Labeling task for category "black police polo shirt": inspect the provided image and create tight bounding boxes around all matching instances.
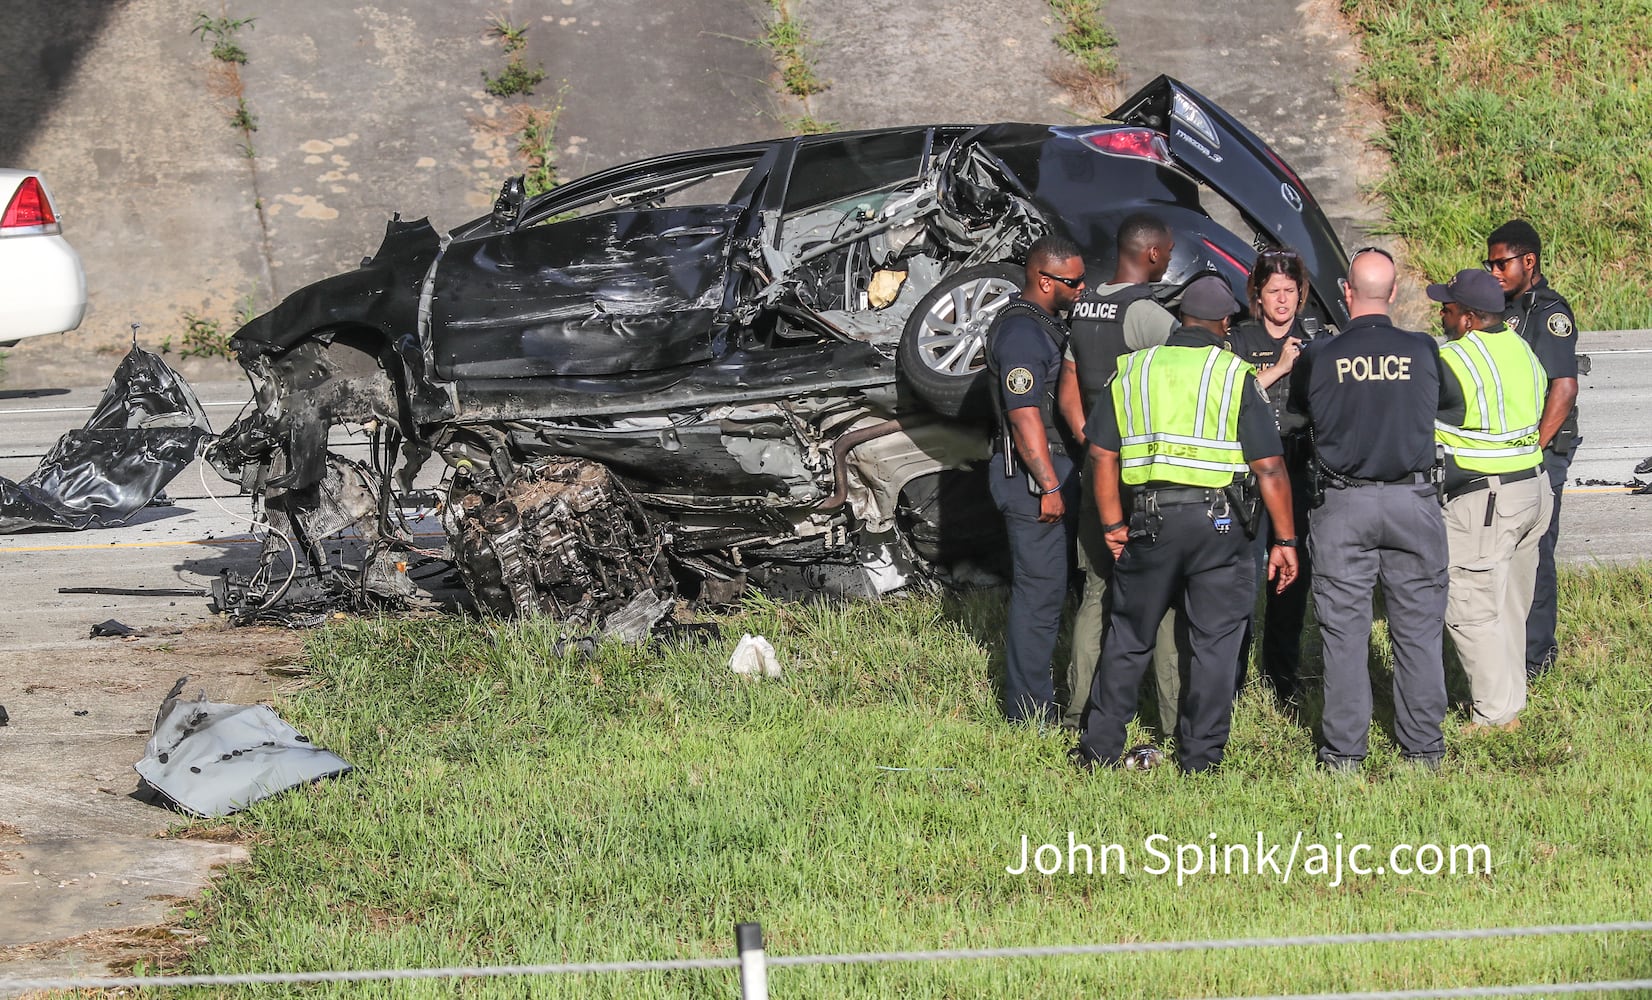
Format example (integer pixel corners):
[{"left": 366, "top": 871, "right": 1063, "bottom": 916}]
[
  {"left": 1286, "top": 314, "right": 1442, "bottom": 481},
  {"left": 1229, "top": 318, "right": 1310, "bottom": 438},
  {"left": 1504, "top": 276, "right": 1578, "bottom": 381},
  {"left": 991, "top": 307, "right": 1065, "bottom": 414}
]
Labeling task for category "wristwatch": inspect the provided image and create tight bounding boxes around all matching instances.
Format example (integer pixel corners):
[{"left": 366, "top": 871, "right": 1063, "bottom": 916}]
[
  {"left": 1272, "top": 537, "right": 1298, "bottom": 548},
  {"left": 1042, "top": 484, "right": 1063, "bottom": 496},
  {"left": 1101, "top": 520, "right": 1129, "bottom": 533}
]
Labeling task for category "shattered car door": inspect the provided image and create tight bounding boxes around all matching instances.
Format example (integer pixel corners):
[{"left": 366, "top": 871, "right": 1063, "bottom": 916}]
[{"left": 430, "top": 204, "right": 745, "bottom": 381}]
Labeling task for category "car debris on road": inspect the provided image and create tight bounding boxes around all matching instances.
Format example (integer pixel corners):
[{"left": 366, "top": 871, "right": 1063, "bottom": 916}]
[{"left": 0, "top": 343, "right": 211, "bottom": 532}]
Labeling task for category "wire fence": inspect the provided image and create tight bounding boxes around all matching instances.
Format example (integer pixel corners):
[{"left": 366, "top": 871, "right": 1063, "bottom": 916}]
[{"left": 2, "top": 919, "right": 1648, "bottom": 996}]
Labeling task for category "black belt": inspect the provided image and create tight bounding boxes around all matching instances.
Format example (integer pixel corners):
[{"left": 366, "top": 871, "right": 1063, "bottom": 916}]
[
  {"left": 1135, "top": 485, "right": 1223, "bottom": 507},
  {"left": 1327, "top": 471, "right": 1430, "bottom": 488},
  {"left": 1446, "top": 465, "right": 1542, "bottom": 502}
]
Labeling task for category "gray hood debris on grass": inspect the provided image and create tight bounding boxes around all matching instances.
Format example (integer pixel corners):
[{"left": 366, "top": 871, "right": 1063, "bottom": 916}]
[{"left": 135, "top": 676, "right": 351, "bottom": 818}]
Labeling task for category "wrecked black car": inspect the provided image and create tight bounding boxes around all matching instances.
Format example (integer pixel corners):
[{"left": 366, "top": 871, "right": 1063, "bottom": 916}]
[{"left": 208, "top": 76, "right": 1350, "bottom": 630}]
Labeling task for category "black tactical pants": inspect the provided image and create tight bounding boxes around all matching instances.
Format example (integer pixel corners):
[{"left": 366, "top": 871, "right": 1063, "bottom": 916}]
[
  {"left": 989, "top": 453, "right": 1077, "bottom": 724},
  {"left": 1525, "top": 447, "right": 1573, "bottom": 677},
  {"left": 1076, "top": 499, "right": 1253, "bottom": 772}
]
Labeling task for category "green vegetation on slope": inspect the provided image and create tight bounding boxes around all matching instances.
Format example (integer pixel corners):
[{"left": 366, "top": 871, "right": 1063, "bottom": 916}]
[
  {"left": 169, "top": 568, "right": 1652, "bottom": 996},
  {"left": 1341, "top": 0, "right": 1652, "bottom": 329}
]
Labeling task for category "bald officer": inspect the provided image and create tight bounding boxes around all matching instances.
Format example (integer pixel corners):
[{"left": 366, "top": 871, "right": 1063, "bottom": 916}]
[{"left": 1288, "top": 247, "right": 1449, "bottom": 771}]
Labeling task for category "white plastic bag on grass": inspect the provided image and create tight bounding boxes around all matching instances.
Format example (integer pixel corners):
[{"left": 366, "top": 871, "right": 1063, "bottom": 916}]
[{"left": 729, "top": 633, "right": 781, "bottom": 678}]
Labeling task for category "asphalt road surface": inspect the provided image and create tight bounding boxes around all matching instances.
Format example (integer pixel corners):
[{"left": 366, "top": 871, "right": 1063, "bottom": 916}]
[
  {"left": 0, "top": 377, "right": 456, "bottom": 650},
  {"left": 0, "top": 330, "right": 1645, "bottom": 656}
]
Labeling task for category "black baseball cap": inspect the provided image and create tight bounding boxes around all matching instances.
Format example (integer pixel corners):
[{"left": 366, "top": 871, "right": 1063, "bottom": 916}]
[
  {"left": 1426, "top": 268, "right": 1505, "bottom": 313},
  {"left": 1179, "top": 275, "right": 1240, "bottom": 320}
]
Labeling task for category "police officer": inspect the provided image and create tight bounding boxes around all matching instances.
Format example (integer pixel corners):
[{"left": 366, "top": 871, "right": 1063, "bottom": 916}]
[
  {"left": 1056, "top": 213, "right": 1184, "bottom": 733},
  {"left": 1429, "top": 268, "right": 1551, "bottom": 732},
  {"left": 1287, "top": 246, "right": 1448, "bottom": 770},
  {"left": 1073, "top": 276, "right": 1299, "bottom": 773},
  {"left": 985, "top": 234, "right": 1086, "bottom": 725},
  {"left": 1228, "top": 247, "right": 1314, "bottom": 705},
  {"left": 1486, "top": 220, "right": 1579, "bottom": 679}
]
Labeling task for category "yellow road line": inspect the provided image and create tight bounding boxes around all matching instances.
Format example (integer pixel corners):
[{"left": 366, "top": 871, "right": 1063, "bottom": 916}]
[
  {"left": 0, "top": 537, "right": 259, "bottom": 552},
  {"left": 1, "top": 531, "right": 446, "bottom": 554}
]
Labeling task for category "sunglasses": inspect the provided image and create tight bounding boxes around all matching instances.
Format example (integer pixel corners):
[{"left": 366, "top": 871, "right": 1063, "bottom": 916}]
[
  {"left": 1350, "top": 245, "right": 1394, "bottom": 264},
  {"left": 1040, "top": 270, "right": 1086, "bottom": 289},
  {"left": 1483, "top": 253, "right": 1527, "bottom": 272},
  {"left": 1257, "top": 248, "right": 1301, "bottom": 262}
]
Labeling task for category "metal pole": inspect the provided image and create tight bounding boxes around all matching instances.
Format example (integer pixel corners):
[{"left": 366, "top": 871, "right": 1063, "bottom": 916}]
[{"left": 736, "top": 922, "right": 768, "bottom": 999}]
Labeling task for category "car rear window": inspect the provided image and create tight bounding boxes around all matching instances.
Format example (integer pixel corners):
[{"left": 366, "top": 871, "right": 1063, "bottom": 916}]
[{"left": 782, "top": 130, "right": 929, "bottom": 213}]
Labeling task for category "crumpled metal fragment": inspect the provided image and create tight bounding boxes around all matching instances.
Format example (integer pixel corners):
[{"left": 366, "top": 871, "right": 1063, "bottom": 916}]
[
  {"left": 134, "top": 676, "right": 352, "bottom": 817},
  {"left": 0, "top": 346, "right": 211, "bottom": 532}
]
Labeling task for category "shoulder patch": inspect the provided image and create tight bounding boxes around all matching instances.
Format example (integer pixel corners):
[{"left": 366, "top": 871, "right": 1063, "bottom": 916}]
[
  {"left": 1005, "top": 367, "right": 1035, "bottom": 395},
  {"left": 1506, "top": 315, "right": 1520, "bottom": 331},
  {"left": 1548, "top": 312, "right": 1574, "bottom": 337}
]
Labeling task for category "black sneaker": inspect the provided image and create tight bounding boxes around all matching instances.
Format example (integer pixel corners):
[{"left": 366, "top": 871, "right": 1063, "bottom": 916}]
[{"left": 1122, "top": 744, "right": 1165, "bottom": 771}]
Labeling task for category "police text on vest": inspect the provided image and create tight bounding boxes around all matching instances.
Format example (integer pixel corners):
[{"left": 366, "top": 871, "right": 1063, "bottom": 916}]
[{"left": 1334, "top": 355, "right": 1412, "bottom": 382}]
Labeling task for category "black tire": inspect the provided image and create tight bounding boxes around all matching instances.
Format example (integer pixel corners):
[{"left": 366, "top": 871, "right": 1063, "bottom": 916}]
[{"left": 896, "top": 262, "right": 1022, "bottom": 422}]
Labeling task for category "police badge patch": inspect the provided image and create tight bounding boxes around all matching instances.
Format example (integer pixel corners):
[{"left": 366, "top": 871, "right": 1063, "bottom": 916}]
[
  {"left": 1548, "top": 312, "right": 1574, "bottom": 337},
  {"left": 1006, "top": 367, "right": 1035, "bottom": 395}
]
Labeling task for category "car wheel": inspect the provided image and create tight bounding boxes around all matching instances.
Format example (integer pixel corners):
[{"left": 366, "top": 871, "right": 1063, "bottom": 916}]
[{"left": 897, "top": 262, "right": 1022, "bottom": 422}]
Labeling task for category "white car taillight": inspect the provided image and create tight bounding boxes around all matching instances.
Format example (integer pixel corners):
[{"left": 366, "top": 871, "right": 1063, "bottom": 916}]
[{"left": 1, "top": 176, "right": 63, "bottom": 237}]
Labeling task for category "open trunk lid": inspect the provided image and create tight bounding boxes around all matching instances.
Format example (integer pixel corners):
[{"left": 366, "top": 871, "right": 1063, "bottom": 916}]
[{"left": 1113, "top": 75, "right": 1352, "bottom": 326}]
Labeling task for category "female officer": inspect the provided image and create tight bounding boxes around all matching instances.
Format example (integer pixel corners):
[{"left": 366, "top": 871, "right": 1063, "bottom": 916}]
[{"left": 1228, "top": 247, "right": 1313, "bottom": 706}]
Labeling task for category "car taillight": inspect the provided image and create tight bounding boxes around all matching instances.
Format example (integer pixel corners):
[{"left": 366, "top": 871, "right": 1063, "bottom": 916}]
[
  {"left": 1082, "top": 128, "right": 1172, "bottom": 165},
  {"left": 1, "top": 176, "right": 60, "bottom": 235},
  {"left": 1202, "top": 238, "right": 1249, "bottom": 275}
]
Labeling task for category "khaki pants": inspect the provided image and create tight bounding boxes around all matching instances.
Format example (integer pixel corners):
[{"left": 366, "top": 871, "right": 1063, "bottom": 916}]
[
  {"left": 1444, "top": 473, "right": 1552, "bottom": 725},
  {"left": 1066, "top": 465, "right": 1186, "bottom": 734}
]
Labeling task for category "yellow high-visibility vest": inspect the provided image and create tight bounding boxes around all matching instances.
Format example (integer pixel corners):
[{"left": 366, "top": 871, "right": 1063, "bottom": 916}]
[
  {"left": 1436, "top": 325, "right": 1544, "bottom": 475},
  {"left": 1113, "top": 345, "right": 1251, "bottom": 487}
]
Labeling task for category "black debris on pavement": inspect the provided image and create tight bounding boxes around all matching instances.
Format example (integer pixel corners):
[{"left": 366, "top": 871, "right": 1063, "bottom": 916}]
[
  {"left": 0, "top": 346, "right": 212, "bottom": 533},
  {"left": 73, "top": 709, "right": 89, "bottom": 717},
  {"left": 0, "top": 705, "right": 9, "bottom": 726},
  {"left": 90, "top": 619, "right": 137, "bottom": 638}
]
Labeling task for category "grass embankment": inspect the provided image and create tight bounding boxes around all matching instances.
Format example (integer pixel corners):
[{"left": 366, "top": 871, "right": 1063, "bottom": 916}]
[
  {"left": 173, "top": 567, "right": 1652, "bottom": 997},
  {"left": 1341, "top": 0, "right": 1652, "bottom": 330}
]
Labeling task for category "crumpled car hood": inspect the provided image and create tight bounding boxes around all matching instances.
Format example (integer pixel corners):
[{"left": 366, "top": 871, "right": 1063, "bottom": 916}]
[{"left": 134, "top": 677, "right": 352, "bottom": 817}]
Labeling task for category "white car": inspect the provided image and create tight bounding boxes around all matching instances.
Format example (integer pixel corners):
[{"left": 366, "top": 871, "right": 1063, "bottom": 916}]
[{"left": 0, "top": 168, "right": 86, "bottom": 346}]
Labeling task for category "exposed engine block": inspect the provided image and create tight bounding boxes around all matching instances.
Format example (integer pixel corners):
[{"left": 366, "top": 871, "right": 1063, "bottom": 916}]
[{"left": 444, "top": 458, "right": 674, "bottom": 631}]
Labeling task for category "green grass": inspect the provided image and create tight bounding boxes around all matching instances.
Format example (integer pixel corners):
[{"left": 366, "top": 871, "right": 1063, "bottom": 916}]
[
  {"left": 1341, "top": 0, "right": 1652, "bottom": 330},
  {"left": 191, "top": 12, "right": 255, "bottom": 65},
  {"left": 763, "top": 2, "right": 826, "bottom": 99},
  {"left": 483, "top": 15, "right": 545, "bottom": 98},
  {"left": 170, "top": 568, "right": 1652, "bottom": 996},
  {"left": 179, "top": 311, "right": 235, "bottom": 360},
  {"left": 1048, "top": 0, "right": 1118, "bottom": 77}
]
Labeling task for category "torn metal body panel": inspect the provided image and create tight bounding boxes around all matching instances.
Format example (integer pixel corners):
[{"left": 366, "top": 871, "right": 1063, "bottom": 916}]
[
  {"left": 205, "top": 77, "right": 1351, "bottom": 625},
  {"left": 0, "top": 346, "right": 211, "bottom": 532},
  {"left": 135, "top": 677, "right": 352, "bottom": 818}
]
